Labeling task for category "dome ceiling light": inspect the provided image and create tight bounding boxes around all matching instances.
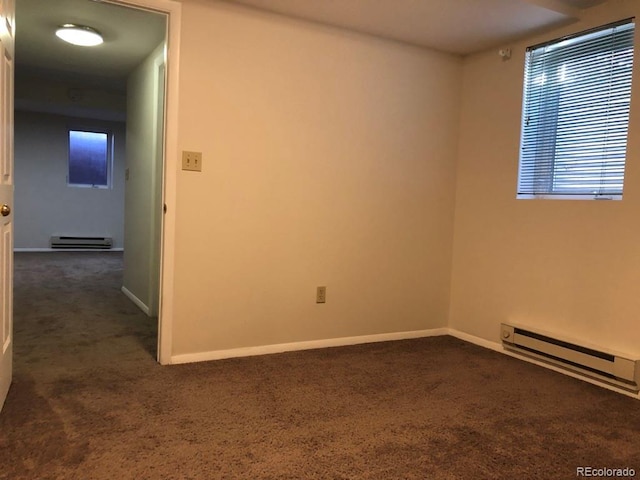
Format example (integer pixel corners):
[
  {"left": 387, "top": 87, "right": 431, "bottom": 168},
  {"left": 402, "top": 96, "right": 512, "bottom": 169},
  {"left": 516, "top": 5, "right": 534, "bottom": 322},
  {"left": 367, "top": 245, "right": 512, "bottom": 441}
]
[{"left": 55, "top": 24, "right": 104, "bottom": 47}]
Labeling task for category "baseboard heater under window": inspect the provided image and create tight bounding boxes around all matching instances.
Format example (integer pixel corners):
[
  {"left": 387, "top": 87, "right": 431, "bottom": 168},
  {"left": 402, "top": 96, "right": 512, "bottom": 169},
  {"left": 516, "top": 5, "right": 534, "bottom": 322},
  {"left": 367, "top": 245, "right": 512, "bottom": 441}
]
[
  {"left": 501, "top": 323, "right": 639, "bottom": 392},
  {"left": 50, "top": 236, "right": 113, "bottom": 250}
]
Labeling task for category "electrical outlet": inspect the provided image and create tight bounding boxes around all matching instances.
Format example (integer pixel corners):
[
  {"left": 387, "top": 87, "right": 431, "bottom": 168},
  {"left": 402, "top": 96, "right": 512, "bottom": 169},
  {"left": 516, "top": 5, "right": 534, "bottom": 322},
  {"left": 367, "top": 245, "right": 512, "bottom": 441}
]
[
  {"left": 316, "top": 286, "right": 326, "bottom": 304},
  {"left": 182, "top": 151, "right": 202, "bottom": 172}
]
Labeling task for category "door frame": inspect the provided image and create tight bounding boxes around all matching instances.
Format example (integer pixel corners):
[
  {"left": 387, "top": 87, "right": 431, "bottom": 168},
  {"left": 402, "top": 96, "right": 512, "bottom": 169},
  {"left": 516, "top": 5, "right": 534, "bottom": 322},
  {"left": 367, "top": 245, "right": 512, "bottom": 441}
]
[{"left": 106, "top": 0, "right": 180, "bottom": 365}]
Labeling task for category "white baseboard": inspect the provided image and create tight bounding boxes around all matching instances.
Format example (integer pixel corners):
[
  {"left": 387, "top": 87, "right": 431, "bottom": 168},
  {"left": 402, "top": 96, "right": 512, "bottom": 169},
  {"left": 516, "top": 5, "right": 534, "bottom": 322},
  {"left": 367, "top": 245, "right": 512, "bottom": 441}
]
[
  {"left": 447, "top": 328, "right": 639, "bottom": 400},
  {"left": 171, "top": 323, "right": 638, "bottom": 400},
  {"left": 121, "top": 286, "right": 150, "bottom": 316},
  {"left": 171, "top": 327, "right": 449, "bottom": 365},
  {"left": 14, "top": 248, "right": 124, "bottom": 252},
  {"left": 447, "top": 328, "right": 502, "bottom": 352}
]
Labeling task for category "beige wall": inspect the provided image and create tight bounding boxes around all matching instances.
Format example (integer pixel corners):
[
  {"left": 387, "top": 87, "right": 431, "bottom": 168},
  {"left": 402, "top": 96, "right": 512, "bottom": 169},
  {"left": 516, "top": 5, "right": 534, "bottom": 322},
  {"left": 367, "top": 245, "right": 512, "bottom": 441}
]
[
  {"left": 124, "top": 42, "right": 165, "bottom": 314},
  {"left": 451, "top": 0, "right": 640, "bottom": 356},
  {"left": 171, "top": 1, "right": 462, "bottom": 355}
]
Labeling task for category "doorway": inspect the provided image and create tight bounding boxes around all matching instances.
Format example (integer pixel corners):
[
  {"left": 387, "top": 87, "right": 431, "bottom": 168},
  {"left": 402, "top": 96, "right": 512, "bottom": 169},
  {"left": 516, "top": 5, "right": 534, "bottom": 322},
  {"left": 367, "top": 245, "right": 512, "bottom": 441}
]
[{"left": 14, "top": 0, "right": 171, "bottom": 360}]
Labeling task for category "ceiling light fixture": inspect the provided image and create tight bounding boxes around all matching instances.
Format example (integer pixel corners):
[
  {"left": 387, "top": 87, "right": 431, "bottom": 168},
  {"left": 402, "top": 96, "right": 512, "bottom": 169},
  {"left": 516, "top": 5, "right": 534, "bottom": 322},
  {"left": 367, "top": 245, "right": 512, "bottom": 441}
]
[{"left": 55, "top": 24, "right": 104, "bottom": 47}]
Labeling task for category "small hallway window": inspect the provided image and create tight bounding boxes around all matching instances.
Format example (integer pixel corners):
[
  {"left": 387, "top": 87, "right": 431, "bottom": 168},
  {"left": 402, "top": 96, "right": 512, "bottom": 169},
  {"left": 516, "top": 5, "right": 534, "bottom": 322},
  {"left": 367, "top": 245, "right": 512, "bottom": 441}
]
[{"left": 68, "top": 129, "right": 113, "bottom": 188}]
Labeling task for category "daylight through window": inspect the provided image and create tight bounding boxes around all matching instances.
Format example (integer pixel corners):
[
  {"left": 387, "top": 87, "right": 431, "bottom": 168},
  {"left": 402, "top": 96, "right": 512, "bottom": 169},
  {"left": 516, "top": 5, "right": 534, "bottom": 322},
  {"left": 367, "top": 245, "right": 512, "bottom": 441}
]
[
  {"left": 68, "top": 129, "right": 112, "bottom": 188},
  {"left": 517, "top": 18, "right": 635, "bottom": 199}
]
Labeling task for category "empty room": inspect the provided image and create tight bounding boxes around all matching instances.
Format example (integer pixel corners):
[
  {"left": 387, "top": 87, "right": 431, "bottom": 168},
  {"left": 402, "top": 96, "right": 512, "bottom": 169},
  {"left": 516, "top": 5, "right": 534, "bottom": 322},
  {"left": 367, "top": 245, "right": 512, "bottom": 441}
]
[{"left": 1, "top": 0, "right": 640, "bottom": 478}]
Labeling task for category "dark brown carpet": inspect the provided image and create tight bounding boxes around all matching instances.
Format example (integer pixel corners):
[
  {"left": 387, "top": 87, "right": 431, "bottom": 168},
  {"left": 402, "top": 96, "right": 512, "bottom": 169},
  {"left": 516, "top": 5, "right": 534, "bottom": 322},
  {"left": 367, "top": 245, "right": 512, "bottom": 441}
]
[{"left": 1, "top": 252, "right": 639, "bottom": 479}]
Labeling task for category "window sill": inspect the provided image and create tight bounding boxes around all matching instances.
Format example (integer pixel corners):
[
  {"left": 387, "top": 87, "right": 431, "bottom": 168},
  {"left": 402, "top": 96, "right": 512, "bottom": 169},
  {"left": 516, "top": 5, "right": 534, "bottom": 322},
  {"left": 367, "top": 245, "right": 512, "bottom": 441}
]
[
  {"left": 68, "top": 184, "right": 111, "bottom": 190},
  {"left": 517, "top": 194, "right": 622, "bottom": 201}
]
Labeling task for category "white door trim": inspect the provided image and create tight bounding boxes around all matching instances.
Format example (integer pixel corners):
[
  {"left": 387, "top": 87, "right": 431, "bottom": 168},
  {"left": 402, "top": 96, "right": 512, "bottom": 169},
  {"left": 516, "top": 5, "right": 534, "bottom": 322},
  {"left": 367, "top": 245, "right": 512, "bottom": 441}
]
[{"left": 106, "top": 0, "right": 181, "bottom": 365}]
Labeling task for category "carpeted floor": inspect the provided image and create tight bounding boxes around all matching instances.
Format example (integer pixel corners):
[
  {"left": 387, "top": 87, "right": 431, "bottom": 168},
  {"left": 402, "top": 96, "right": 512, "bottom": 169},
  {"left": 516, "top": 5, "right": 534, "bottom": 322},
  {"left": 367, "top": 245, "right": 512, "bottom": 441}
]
[{"left": 0, "top": 252, "right": 639, "bottom": 479}]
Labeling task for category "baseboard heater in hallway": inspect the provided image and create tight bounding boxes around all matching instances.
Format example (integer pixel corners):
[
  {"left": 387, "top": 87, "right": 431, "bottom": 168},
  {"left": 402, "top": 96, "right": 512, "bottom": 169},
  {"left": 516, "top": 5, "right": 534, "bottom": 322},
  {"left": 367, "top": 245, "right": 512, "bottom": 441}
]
[
  {"left": 500, "top": 323, "right": 639, "bottom": 391},
  {"left": 50, "top": 236, "right": 113, "bottom": 250}
]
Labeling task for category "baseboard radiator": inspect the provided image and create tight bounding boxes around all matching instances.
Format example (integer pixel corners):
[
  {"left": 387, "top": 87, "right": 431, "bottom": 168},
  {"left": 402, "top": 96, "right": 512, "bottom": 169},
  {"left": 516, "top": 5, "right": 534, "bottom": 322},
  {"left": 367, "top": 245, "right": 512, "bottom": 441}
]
[
  {"left": 50, "top": 236, "right": 113, "bottom": 250},
  {"left": 501, "top": 323, "right": 639, "bottom": 391}
]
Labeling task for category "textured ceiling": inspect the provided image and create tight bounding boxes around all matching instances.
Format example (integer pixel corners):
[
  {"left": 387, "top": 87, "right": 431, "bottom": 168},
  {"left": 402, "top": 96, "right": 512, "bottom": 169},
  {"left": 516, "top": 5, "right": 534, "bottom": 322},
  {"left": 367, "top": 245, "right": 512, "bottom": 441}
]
[
  {"left": 16, "top": 0, "right": 166, "bottom": 88},
  {"left": 15, "top": 0, "right": 609, "bottom": 88},
  {"left": 222, "top": 0, "right": 609, "bottom": 55}
]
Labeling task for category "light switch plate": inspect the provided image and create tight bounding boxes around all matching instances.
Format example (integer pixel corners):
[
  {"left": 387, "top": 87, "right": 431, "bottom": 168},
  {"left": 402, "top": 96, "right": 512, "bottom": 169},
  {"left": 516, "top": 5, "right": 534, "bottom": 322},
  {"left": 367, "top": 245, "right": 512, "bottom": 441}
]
[
  {"left": 316, "top": 286, "right": 326, "bottom": 304},
  {"left": 182, "top": 151, "right": 202, "bottom": 172}
]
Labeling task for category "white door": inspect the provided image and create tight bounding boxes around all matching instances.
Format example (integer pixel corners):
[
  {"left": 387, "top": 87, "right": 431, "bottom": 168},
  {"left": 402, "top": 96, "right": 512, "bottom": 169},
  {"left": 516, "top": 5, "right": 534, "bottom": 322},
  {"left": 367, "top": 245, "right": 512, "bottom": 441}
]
[{"left": 0, "top": 0, "right": 15, "bottom": 413}]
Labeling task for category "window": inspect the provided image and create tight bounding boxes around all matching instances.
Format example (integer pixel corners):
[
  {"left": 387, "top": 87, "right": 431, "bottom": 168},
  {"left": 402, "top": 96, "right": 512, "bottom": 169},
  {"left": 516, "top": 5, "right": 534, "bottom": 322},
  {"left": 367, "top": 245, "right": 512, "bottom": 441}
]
[
  {"left": 68, "top": 129, "right": 113, "bottom": 188},
  {"left": 517, "top": 19, "right": 635, "bottom": 199}
]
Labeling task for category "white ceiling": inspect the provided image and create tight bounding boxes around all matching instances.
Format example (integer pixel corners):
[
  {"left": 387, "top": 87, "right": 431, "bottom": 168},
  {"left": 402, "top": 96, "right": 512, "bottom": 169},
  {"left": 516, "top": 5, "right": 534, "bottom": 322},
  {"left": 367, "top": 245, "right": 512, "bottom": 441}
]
[
  {"left": 15, "top": 0, "right": 608, "bottom": 89},
  {"left": 16, "top": 0, "right": 166, "bottom": 89},
  {"left": 223, "top": 0, "right": 608, "bottom": 55}
]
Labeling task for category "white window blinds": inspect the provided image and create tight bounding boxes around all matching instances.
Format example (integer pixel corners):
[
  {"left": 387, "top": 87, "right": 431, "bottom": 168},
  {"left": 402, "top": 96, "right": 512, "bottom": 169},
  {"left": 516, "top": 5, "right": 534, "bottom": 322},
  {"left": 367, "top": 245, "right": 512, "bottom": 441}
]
[{"left": 518, "top": 18, "right": 635, "bottom": 199}]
